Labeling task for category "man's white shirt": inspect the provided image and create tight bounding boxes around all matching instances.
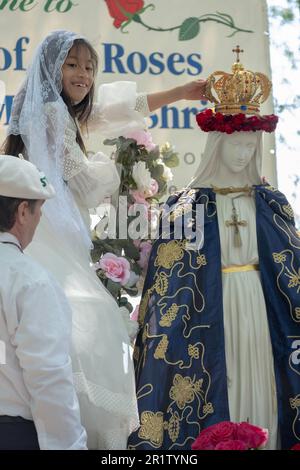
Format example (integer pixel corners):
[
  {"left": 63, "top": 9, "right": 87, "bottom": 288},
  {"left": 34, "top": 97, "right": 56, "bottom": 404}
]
[{"left": 0, "top": 232, "right": 87, "bottom": 449}]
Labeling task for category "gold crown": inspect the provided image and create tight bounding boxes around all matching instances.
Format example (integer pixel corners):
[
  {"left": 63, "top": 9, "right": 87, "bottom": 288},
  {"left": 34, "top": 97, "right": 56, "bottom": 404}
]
[{"left": 204, "top": 46, "right": 272, "bottom": 115}]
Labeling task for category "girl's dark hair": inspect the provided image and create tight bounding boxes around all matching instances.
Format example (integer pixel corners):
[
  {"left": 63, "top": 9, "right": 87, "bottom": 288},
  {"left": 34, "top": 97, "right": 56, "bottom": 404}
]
[
  {"left": 1, "top": 38, "right": 98, "bottom": 157},
  {"left": 1, "top": 134, "right": 24, "bottom": 157},
  {"left": 0, "top": 196, "right": 37, "bottom": 232}
]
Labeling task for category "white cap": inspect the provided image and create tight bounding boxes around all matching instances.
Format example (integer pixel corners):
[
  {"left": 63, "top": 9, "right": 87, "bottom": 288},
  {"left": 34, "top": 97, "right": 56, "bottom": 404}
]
[{"left": 0, "top": 155, "right": 55, "bottom": 200}]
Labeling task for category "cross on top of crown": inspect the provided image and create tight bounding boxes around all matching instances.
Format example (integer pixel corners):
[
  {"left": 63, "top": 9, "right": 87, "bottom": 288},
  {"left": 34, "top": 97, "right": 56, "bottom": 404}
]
[{"left": 232, "top": 45, "right": 244, "bottom": 63}]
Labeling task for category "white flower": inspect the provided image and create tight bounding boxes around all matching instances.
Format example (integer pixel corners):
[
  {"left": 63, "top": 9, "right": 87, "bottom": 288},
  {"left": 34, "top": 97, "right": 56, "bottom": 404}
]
[
  {"left": 162, "top": 165, "right": 173, "bottom": 182},
  {"left": 132, "top": 161, "right": 153, "bottom": 192},
  {"left": 157, "top": 159, "right": 174, "bottom": 182}
]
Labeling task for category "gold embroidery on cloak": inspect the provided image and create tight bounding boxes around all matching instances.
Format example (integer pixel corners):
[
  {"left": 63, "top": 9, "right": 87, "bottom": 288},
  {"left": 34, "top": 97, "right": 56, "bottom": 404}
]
[
  {"left": 138, "top": 411, "right": 165, "bottom": 447},
  {"left": 154, "top": 335, "right": 169, "bottom": 359},
  {"left": 159, "top": 303, "right": 179, "bottom": 327},
  {"left": 282, "top": 204, "right": 294, "bottom": 220},
  {"left": 154, "top": 272, "right": 169, "bottom": 296},
  {"left": 167, "top": 413, "right": 180, "bottom": 443},
  {"left": 169, "top": 374, "right": 201, "bottom": 410},
  {"left": 154, "top": 240, "right": 185, "bottom": 269}
]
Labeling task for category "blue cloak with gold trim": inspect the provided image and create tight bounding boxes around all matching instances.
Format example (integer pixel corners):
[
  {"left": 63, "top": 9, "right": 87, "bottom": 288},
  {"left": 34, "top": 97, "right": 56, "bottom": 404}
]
[{"left": 127, "top": 185, "right": 300, "bottom": 450}]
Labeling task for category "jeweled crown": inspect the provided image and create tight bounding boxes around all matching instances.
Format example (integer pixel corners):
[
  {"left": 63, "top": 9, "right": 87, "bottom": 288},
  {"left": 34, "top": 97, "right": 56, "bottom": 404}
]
[{"left": 204, "top": 46, "right": 272, "bottom": 115}]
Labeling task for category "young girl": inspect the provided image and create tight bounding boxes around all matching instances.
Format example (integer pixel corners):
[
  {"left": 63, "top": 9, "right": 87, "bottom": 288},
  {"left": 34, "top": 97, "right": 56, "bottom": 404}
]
[{"left": 2, "top": 30, "right": 206, "bottom": 449}]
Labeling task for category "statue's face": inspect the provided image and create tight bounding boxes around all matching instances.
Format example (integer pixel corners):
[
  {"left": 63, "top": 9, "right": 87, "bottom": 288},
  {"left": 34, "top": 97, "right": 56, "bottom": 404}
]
[{"left": 220, "top": 132, "right": 258, "bottom": 173}]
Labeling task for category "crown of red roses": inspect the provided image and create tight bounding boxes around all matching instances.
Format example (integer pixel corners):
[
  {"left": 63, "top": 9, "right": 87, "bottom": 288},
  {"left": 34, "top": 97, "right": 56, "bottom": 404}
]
[{"left": 196, "top": 109, "right": 278, "bottom": 134}]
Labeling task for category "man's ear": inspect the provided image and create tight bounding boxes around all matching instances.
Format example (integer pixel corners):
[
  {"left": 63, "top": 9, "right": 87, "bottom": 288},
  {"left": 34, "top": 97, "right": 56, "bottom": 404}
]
[{"left": 16, "top": 201, "right": 30, "bottom": 225}]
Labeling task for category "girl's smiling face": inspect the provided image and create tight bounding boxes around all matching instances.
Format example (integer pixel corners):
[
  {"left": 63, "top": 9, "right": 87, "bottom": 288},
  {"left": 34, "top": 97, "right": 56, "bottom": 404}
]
[{"left": 62, "top": 44, "right": 95, "bottom": 104}]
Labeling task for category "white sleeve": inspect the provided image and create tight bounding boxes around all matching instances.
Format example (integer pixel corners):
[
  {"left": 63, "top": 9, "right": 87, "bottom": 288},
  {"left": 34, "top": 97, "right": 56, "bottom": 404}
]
[
  {"left": 87, "top": 81, "right": 150, "bottom": 138},
  {"left": 64, "top": 120, "right": 120, "bottom": 208},
  {"left": 67, "top": 151, "right": 120, "bottom": 209},
  {"left": 14, "top": 279, "right": 87, "bottom": 450}
]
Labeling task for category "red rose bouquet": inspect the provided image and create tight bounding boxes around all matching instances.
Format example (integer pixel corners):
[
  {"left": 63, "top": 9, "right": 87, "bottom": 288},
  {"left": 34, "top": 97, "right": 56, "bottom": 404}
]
[
  {"left": 291, "top": 443, "right": 300, "bottom": 450},
  {"left": 191, "top": 421, "right": 269, "bottom": 451}
]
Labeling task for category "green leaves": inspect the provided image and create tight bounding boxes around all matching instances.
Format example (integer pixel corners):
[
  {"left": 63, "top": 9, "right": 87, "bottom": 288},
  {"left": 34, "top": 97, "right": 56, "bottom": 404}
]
[
  {"left": 151, "top": 164, "right": 165, "bottom": 179},
  {"left": 118, "top": 296, "right": 133, "bottom": 313},
  {"left": 122, "top": 241, "right": 140, "bottom": 261},
  {"left": 103, "top": 138, "right": 119, "bottom": 146},
  {"left": 122, "top": 286, "right": 139, "bottom": 299},
  {"left": 179, "top": 17, "right": 200, "bottom": 41},
  {"left": 163, "top": 152, "right": 180, "bottom": 168},
  {"left": 106, "top": 279, "right": 122, "bottom": 297}
]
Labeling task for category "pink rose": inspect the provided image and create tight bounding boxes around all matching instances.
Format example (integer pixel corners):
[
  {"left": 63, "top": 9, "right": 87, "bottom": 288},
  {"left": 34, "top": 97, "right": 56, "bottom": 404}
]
[
  {"left": 236, "top": 422, "right": 269, "bottom": 449},
  {"left": 215, "top": 440, "right": 247, "bottom": 451},
  {"left": 144, "top": 179, "right": 159, "bottom": 197},
  {"left": 99, "top": 253, "right": 131, "bottom": 286},
  {"left": 125, "top": 130, "right": 157, "bottom": 152},
  {"left": 130, "top": 189, "right": 150, "bottom": 205},
  {"left": 138, "top": 241, "right": 152, "bottom": 270},
  {"left": 133, "top": 239, "right": 141, "bottom": 249},
  {"left": 131, "top": 179, "right": 159, "bottom": 202}
]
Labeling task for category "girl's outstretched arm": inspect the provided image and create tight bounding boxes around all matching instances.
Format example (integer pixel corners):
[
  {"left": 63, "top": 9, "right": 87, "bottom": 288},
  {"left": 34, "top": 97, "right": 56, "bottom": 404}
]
[{"left": 147, "top": 79, "right": 207, "bottom": 112}]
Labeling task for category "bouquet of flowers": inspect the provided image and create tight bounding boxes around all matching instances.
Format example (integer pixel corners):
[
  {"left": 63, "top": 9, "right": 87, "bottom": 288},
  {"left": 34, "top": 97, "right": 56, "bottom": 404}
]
[
  {"left": 291, "top": 443, "right": 300, "bottom": 450},
  {"left": 91, "top": 130, "right": 179, "bottom": 335},
  {"left": 191, "top": 421, "right": 269, "bottom": 450}
]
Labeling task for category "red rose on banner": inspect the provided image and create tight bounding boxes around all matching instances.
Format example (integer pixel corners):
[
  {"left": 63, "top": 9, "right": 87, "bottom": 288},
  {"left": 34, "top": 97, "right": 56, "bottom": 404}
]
[{"left": 105, "top": 0, "right": 144, "bottom": 28}]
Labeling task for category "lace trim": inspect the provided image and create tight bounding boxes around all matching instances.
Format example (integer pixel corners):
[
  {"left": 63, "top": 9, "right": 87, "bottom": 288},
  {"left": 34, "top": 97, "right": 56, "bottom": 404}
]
[
  {"left": 73, "top": 371, "right": 139, "bottom": 427},
  {"left": 63, "top": 124, "right": 86, "bottom": 181},
  {"left": 44, "top": 103, "right": 85, "bottom": 181},
  {"left": 134, "top": 93, "right": 150, "bottom": 117}
]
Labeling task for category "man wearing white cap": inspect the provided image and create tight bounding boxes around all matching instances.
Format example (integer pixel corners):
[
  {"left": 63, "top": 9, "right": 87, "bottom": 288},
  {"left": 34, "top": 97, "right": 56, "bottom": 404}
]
[{"left": 0, "top": 155, "right": 87, "bottom": 450}]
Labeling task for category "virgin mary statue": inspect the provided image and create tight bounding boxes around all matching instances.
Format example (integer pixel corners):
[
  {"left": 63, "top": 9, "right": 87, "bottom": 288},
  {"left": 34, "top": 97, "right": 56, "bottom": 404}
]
[{"left": 128, "top": 52, "right": 300, "bottom": 450}]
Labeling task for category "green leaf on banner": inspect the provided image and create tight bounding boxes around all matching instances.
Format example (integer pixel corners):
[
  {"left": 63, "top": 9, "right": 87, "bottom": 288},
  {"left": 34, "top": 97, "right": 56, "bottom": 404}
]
[{"left": 179, "top": 18, "right": 200, "bottom": 41}]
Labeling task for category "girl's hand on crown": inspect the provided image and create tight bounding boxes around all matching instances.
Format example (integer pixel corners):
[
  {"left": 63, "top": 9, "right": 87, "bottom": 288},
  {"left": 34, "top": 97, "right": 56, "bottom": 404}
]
[{"left": 179, "top": 79, "right": 207, "bottom": 101}]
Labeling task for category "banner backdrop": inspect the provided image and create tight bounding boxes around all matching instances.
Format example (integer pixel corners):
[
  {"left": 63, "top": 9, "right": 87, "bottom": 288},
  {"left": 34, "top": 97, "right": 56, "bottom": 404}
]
[{"left": 0, "top": 0, "right": 277, "bottom": 191}]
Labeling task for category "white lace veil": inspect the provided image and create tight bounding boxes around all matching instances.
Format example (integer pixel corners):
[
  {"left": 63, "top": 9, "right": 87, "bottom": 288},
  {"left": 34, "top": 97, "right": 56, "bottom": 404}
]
[
  {"left": 8, "top": 30, "right": 91, "bottom": 250},
  {"left": 189, "top": 131, "right": 263, "bottom": 188}
]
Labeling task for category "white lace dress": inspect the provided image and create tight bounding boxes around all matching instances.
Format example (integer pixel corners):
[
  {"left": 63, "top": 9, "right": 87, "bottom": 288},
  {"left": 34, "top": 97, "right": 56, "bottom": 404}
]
[
  {"left": 26, "top": 82, "right": 149, "bottom": 449},
  {"left": 216, "top": 192, "right": 278, "bottom": 449}
]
